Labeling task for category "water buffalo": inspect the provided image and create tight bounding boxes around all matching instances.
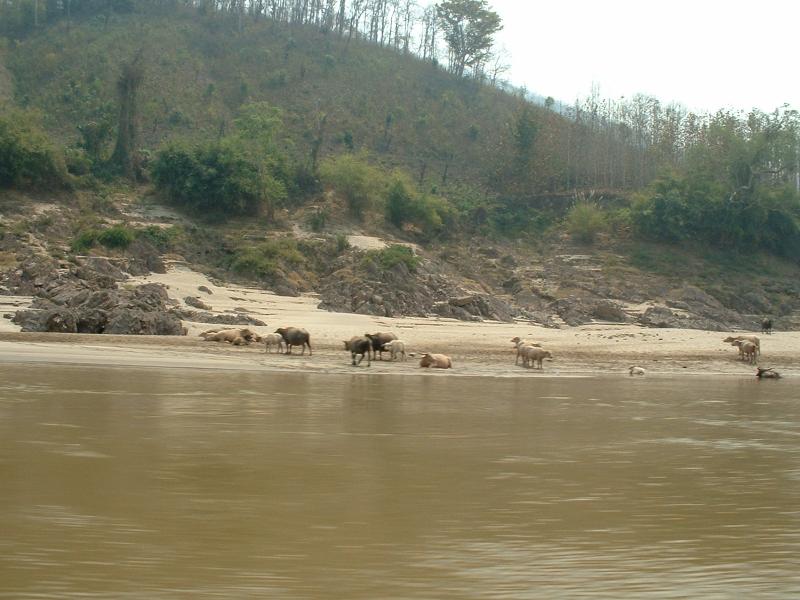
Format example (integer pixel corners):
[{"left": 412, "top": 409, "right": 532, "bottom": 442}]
[
  {"left": 275, "top": 327, "right": 312, "bottom": 355},
  {"left": 762, "top": 318, "right": 773, "bottom": 334},
  {"left": 344, "top": 336, "right": 372, "bottom": 366},
  {"left": 365, "top": 332, "right": 397, "bottom": 360}
]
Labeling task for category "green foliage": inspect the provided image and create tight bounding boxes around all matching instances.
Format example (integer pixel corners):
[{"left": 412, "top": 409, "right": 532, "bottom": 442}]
[
  {"left": 229, "top": 238, "right": 305, "bottom": 280},
  {"left": 319, "top": 154, "right": 383, "bottom": 220},
  {"left": 367, "top": 244, "right": 420, "bottom": 272},
  {"left": 151, "top": 140, "right": 283, "bottom": 218},
  {"left": 136, "top": 224, "right": 181, "bottom": 252},
  {"left": 565, "top": 200, "right": 607, "bottom": 244},
  {"left": 436, "top": 0, "right": 503, "bottom": 77},
  {"left": 97, "top": 225, "right": 135, "bottom": 249},
  {"left": 70, "top": 228, "right": 100, "bottom": 252},
  {"left": 307, "top": 207, "right": 328, "bottom": 231},
  {"left": 384, "top": 174, "right": 456, "bottom": 238},
  {"left": 632, "top": 172, "right": 800, "bottom": 258},
  {"left": 0, "top": 110, "right": 67, "bottom": 189}
]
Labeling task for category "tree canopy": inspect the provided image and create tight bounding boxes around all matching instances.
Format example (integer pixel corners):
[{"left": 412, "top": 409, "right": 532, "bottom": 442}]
[{"left": 436, "top": 0, "right": 502, "bottom": 78}]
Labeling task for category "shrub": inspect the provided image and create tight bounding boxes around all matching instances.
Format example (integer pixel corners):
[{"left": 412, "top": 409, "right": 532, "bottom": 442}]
[
  {"left": 97, "top": 225, "right": 135, "bottom": 249},
  {"left": 136, "top": 225, "right": 180, "bottom": 252},
  {"left": 384, "top": 175, "right": 456, "bottom": 238},
  {"left": 151, "top": 141, "right": 281, "bottom": 218},
  {"left": 229, "top": 238, "right": 305, "bottom": 280},
  {"left": 565, "top": 201, "right": 607, "bottom": 244},
  {"left": 71, "top": 229, "right": 100, "bottom": 252},
  {"left": 0, "top": 111, "right": 67, "bottom": 190},
  {"left": 308, "top": 208, "right": 328, "bottom": 232},
  {"left": 319, "top": 154, "right": 383, "bottom": 220},
  {"left": 367, "top": 244, "right": 419, "bottom": 272}
]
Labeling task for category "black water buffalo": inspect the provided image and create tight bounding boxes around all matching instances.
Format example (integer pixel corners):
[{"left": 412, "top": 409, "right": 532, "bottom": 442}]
[
  {"left": 344, "top": 336, "right": 372, "bottom": 366},
  {"left": 275, "top": 327, "right": 312, "bottom": 355},
  {"left": 365, "top": 332, "right": 397, "bottom": 360},
  {"left": 762, "top": 318, "right": 773, "bottom": 334}
]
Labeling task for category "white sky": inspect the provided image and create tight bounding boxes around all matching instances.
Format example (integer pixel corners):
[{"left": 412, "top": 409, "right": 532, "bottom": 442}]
[{"left": 484, "top": 0, "right": 798, "bottom": 113}]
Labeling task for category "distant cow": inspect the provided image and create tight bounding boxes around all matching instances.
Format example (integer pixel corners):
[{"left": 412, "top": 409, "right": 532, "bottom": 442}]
[
  {"left": 275, "top": 327, "right": 312, "bottom": 355},
  {"left": 365, "top": 332, "right": 397, "bottom": 360},
  {"left": 762, "top": 318, "right": 773, "bottom": 334},
  {"left": 344, "top": 336, "right": 372, "bottom": 366}
]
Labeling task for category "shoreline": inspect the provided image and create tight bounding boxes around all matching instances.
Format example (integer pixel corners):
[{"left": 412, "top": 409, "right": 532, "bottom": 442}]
[{"left": 0, "top": 263, "right": 794, "bottom": 379}]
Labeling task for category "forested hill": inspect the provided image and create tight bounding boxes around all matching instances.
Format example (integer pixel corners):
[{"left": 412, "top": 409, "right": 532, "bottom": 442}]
[{"left": 1, "top": 1, "right": 800, "bottom": 330}]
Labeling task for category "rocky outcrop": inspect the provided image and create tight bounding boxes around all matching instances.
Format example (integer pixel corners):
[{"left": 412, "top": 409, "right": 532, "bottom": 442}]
[
  {"left": 8, "top": 256, "right": 184, "bottom": 335},
  {"left": 171, "top": 309, "right": 266, "bottom": 327},
  {"left": 317, "top": 256, "right": 519, "bottom": 322}
]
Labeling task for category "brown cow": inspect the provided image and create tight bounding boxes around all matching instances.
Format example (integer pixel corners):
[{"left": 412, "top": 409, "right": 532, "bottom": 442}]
[{"left": 419, "top": 353, "right": 452, "bottom": 369}]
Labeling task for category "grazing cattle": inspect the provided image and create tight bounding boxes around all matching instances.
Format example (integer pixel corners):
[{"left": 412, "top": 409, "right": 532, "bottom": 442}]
[
  {"left": 275, "top": 327, "right": 312, "bottom": 355},
  {"left": 762, "top": 318, "right": 773, "bottom": 334},
  {"left": 419, "top": 353, "right": 452, "bottom": 369},
  {"left": 365, "top": 332, "right": 397, "bottom": 360},
  {"left": 344, "top": 336, "right": 372, "bottom": 366}
]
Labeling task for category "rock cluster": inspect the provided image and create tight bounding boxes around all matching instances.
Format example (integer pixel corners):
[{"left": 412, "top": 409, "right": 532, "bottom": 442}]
[{"left": 7, "top": 255, "right": 184, "bottom": 335}]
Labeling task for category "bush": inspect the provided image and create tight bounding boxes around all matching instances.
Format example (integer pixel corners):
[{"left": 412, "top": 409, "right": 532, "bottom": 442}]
[
  {"left": 151, "top": 141, "right": 282, "bottom": 218},
  {"left": 136, "top": 225, "right": 180, "bottom": 252},
  {"left": 71, "top": 229, "right": 100, "bottom": 252},
  {"left": 384, "top": 175, "right": 456, "bottom": 239},
  {"left": 565, "top": 201, "right": 607, "bottom": 244},
  {"left": 229, "top": 238, "right": 305, "bottom": 280},
  {"left": 319, "top": 154, "right": 383, "bottom": 220},
  {"left": 367, "top": 244, "right": 419, "bottom": 272},
  {"left": 97, "top": 225, "right": 135, "bottom": 249},
  {"left": 0, "top": 111, "right": 67, "bottom": 190}
]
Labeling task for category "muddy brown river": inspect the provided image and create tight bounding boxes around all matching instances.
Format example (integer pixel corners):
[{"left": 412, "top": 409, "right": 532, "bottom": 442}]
[{"left": 1, "top": 365, "right": 799, "bottom": 598}]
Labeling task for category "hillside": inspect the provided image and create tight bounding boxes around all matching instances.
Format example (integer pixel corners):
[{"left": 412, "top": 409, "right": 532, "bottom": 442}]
[{"left": 1, "top": 6, "right": 799, "bottom": 334}]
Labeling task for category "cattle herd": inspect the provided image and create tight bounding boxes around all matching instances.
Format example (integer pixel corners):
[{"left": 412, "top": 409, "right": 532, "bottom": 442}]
[{"left": 198, "top": 317, "right": 781, "bottom": 378}]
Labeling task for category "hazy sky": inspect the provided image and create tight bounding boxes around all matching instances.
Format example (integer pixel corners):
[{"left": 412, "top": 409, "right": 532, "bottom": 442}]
[{"left": 483, "top": 0, "right": 798, "bottom": 113}]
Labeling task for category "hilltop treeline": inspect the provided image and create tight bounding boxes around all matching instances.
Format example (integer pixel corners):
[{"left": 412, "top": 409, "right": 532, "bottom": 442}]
[{"left": 1, "top": 0, "right": 799, "bottom": 258}]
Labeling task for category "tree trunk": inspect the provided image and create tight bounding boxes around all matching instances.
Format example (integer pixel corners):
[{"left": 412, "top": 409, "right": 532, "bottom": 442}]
[{"left": 111, "top": 52, "right": 145, "bottom": 180}]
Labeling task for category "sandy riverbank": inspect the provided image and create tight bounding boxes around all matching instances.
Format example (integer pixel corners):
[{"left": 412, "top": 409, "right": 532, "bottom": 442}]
[{"left": 0, "top": 263, "right": 795, "bottom": 377}]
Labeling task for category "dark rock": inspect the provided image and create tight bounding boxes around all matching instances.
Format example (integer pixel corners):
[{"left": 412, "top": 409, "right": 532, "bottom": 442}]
[
  {"left": 105, "top": 309, "right": 184, "bottom": 335},
  {"left": 198, "top": 285, "right": 213, "bottom": 295},
  {"left": 185, "top": 296, "right": 212, "bottom": 310},
  {"left": 171, "top": 309, "right": 266, "bottom": 327},
  {"left": 592, "top": 301, "right": 630, "bottom": 323},
  {"left": 126, "top": 239, "right": 166, "bottom": 275},
  {"left": 76, "top": 309, "right": 109, "bottom": 334}
]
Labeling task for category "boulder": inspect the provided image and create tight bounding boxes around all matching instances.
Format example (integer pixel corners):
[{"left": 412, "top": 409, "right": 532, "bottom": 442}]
[{"left": 184, "top": 296, "right": 212, "bottom": 310}]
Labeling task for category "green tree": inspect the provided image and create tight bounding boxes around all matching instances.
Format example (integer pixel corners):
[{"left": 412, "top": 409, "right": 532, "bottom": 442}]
[
  {"left": 151, "top": 141, "right": 279, "bottom": 218},
  {"left": 436, "top": 0, "right": 502, "bottom": 77},
  {"left": 319, "top": 154, "right": 383, "bottom": 220}
]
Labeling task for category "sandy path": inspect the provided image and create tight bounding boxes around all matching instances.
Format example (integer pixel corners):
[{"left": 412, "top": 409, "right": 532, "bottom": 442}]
[{"left": 0, "top": 263, "right": 795, "bottom": 378}]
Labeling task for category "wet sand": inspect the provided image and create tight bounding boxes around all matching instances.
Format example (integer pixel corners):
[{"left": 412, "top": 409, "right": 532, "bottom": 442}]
[{"left": 0, "top": 263, "right": 795, "bottom": 377}]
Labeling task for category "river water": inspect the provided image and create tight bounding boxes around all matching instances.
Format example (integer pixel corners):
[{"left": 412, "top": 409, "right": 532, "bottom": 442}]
[{"left": 1, "top": 365, "right": 799, "bottom": 599}]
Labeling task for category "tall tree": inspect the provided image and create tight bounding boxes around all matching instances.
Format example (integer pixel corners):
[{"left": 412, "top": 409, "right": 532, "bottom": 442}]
[
  {"left": 111, "top": 51, "right": 144, "bottom": 180},
  {"left": 436, "top": 0, "right": 501, "bottom": 77}
]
